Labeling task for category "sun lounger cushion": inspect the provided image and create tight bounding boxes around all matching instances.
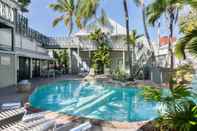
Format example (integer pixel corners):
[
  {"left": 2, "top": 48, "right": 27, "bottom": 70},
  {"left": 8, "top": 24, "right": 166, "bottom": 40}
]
[{"left": 1, "top": 102, "right": 21, "bottom": 110}]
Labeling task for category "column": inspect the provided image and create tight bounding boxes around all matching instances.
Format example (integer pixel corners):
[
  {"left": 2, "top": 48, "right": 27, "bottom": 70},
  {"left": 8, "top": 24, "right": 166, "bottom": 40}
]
[
  {"left": 30, "top": 58, "right": 33, "bottom": 78},
  {"left": 160, "top": 71, "right": 163, "bottom": 83},
  {"left": 68, "top": 48, "right": 72, "bottom": 74},
  {"left": 122, "top": 50, "right": 126, "bottom": 69},
  {"left": 14, "top": 54, "right": 18, "bottom": 84},
  {"left": 151, "top": 71, "right": 153, "bottom": 81},
  {"left": 88, "top": 50, "right": 91, "bottom": 67},
  {"left": 77, "top": 47, "right": 80, "bottom": 69}
]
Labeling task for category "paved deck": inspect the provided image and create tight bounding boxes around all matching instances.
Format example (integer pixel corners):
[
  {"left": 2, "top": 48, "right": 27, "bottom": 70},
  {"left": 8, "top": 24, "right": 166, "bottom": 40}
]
[{"left": 0, "top": 75, "right": 82, "bottom": 105}]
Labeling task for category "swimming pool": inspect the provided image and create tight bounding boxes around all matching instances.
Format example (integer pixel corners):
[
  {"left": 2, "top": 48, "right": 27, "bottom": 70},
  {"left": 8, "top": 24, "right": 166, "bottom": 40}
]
[{"left": 29, "top": 80, "right": 159, "bottom": 122}]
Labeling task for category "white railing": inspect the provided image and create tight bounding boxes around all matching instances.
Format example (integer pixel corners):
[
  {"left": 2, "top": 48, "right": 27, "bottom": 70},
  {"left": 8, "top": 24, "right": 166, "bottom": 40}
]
[{"left": 46, "top": 37, "right": 128, "bottom": 50}]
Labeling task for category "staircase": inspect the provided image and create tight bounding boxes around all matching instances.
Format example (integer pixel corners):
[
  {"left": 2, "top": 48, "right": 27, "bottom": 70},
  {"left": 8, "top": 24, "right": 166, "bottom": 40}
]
[
  {"left": 133, "top": 46, "right": 153, "bottom": 77},
  {"left": 72, "top": 51, "right": 90, "bottom": 72}
]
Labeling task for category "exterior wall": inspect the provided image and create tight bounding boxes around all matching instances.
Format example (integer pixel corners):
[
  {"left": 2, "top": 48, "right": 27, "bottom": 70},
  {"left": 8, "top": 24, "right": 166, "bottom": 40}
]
[
  {"left": 79, "top": 50, "right": 129, "bottom": 73},
  {"left": 110, "top": 51, "right": 129, "bottom": 72},
  {"left": 0, "top": 52, "right": 16, "bottom": 88},
  {"left": 151, "top": 67, "right": 169, "bottom": 84},
  {"left": 110, "top": 51, "right": 123, "bottom": 70}
]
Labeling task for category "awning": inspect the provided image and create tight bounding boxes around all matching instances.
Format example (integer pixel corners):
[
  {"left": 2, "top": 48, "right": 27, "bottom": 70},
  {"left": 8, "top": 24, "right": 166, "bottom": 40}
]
[{"left": 15, "top": 48, "right": 54, "bottom": 60}]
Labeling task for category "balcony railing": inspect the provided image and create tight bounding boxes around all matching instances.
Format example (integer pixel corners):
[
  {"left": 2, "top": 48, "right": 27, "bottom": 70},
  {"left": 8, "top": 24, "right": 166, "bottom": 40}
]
[{"left": 15, "top": 12, "right": 50, "bottom": 46}]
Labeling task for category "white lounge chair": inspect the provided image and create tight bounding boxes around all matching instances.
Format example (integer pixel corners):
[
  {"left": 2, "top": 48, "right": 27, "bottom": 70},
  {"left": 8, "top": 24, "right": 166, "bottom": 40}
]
[{"left": 1, "top": 102, "right": 21, "bottom": 110}]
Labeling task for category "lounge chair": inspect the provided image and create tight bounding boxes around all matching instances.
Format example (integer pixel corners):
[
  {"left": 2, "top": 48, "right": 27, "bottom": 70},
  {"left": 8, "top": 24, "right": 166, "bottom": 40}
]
[
  {"left": 1, "top": 110, "right": 74, "bottom": 131},
  {"left": 0, "top": 108, "right": 26, "bottom": 130},
  {"left": 1, "top": 106, "right": 91, "bottom": 131},
  {"left": 3, "top": 117, "right": 56, "bottom": 131},
  {"left": 1, "top": 102, "right": 21, "bottom": 110}
]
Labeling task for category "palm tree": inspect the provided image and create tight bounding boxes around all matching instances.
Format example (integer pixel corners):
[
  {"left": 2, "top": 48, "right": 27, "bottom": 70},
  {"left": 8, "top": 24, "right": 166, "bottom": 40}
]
[
  {"left": 49, "top": 0, "right": 100, "bottom": 35},
  {"left": 175, "top": 9, "right": 197, "bottom": 59},
  {"left": 88, "top": 29, "right": 111, "bottom": 73},
  {"left": 175, "top": 28, "right": 197, "bottom": 59},
  {"left": 49, "top": 0, "right": 76, "bottom": 35},
  {"left": 129, "top": 30, "right": 143, "bottom": 48},
  {"left": 146, "top": 0, "right": 183, "bottom": 89},
  {"left": 134, "top": 0, "right": 154, "bottom": 53},
  {"left": 76, "top": 0, "right": 100, "bottom": 27},
  {"left": 123, "top": 0, "right": 134, "bottom": 81},
  {"left": 129, "top": 30, "right": 143, "bottom": 78}
]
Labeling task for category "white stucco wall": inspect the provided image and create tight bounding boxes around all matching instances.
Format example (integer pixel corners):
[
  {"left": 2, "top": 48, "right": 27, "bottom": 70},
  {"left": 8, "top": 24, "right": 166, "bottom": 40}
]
[{"left": 0, "top": 52, "right": 17, "bottom": 88}]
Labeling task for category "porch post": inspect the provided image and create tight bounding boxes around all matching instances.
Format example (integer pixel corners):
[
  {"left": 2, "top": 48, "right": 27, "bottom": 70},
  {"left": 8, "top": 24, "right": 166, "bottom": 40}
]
[
  {"left": 68, "top": 48, "right": 72, "bottom": 74},
  {"left": 88, "top": 50, "right": 91, "bottom": 67},
  {"left": 122, "top": 50, "right": 126, "bottom": 69},
  {"left": 30, "top": 58, "right": 33, "bottom": 78},
  {"left": 77, "top": 47, "right": 80, "bottom": 69}
]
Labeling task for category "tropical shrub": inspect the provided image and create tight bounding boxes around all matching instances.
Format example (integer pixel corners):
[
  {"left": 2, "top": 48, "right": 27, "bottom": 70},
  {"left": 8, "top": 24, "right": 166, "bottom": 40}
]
[
  {"left": 112, "top": 68, "right": 128, "bottom": 82},
  {"left": 154, "top": 101, "right": 197, "bottom": 131},
  {"left": 53, "top": 49, "right": 69, "bottom": 73},
  {"left": 173, "top": 63, "right": 195, "bottom": 84},
  {"left": 142, "top": 85, "right": 197, "bottom": 131},
  {"left": 89, "top": 29, "right": 111, "bottom": 74}
]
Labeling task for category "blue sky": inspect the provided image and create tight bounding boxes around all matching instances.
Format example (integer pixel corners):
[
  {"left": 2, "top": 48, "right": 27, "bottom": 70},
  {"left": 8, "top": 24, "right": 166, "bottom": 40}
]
[{"left": 26, "top": 0, "right": 179, "bottom": 41}]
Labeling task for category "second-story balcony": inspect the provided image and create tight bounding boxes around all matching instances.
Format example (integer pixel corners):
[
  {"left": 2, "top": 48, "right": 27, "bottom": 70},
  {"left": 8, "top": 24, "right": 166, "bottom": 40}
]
[{"left": 45, "top": 37, "right": 128, "bottom": 51}]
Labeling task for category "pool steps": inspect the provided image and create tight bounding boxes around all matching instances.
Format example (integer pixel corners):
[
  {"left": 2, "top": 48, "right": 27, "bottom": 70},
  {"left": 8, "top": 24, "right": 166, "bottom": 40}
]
[
  {"left": 73, "top": 90, "right": 116, "bottom": 114},
  {"left": 58, "top": 90, "right": 110, "bottom": 113}
]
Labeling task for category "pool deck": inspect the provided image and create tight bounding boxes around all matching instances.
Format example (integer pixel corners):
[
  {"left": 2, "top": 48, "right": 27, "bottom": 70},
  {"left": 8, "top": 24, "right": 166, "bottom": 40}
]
[
  {"left": 0, "top": 75, "right": 83, "bottom": 105},
  {"left": 0, "top": 75, "right": 153, "bottom": 131}
]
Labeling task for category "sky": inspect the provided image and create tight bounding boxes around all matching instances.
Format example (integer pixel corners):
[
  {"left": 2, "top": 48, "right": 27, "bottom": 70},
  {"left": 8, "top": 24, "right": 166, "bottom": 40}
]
[{"left": 25, "top": 0, "right": 179, "bottom": 41}]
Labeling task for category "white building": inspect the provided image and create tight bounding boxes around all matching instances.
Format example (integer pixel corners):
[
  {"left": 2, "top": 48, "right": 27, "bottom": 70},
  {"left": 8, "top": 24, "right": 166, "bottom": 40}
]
[
  {"left": 45, "top": 18, "right": 153, "bottom": 80},
  {"left": 0, "top": 0, "right": 52, "bottom": 88}
]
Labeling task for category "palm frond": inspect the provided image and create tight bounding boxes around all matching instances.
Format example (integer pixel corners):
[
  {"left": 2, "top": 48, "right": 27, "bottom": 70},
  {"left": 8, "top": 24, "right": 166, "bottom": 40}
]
[
  {"left": 49, "top": 3, "right": 65, "bottom": 12},
  {"left": 175, "top": 27, "right": 197, "bottom": 59},
  {"left": 156, "top": 100, "right": 197, "bottom": 131},
  {"left": 146, "top": 0, "right": 166, "bottom": 26},
  {"left": 187, "top": 0, "right": 197, "bottom": 9},
  {"left": 142, "top": 86, "right": 162, "bottom": 102},
  {"left": 52, "top": 15, "right": 64, "bottom": 27},
  {"left": 171, "top": 85, "right": 192, "bottom": 100}
]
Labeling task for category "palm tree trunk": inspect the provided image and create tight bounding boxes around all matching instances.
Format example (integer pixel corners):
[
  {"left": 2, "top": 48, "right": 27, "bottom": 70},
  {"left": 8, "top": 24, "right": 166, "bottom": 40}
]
[
  {"left": 123, "top": 0, "right": 133, "bottom": 81},
  {"left": 141, "top": 1, "right": 156, "bottom": 63},
  {"left": 169, "top": 12, "right": 174, "bottom": 89}
]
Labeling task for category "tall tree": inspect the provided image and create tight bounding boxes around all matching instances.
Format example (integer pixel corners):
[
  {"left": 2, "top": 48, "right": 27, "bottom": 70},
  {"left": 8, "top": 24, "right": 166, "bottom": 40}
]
[
  {"left": 49, "top": 0, "right": 77, "bottom": 35},
  {"left": 146, "top": 0, "right": 182, "bottom": 89},
  {"left": 129, "top": 30, "right": 143, "bottom": 78},
  {"left": 175, "top": 8, "right": 197, "bottom": 59},
  {"left": 134, "top": 0, "right": 154, "bottom": 52},
  {"left": 76, "top": 0, "right": 100, "bottom": 27},
  {"left": 123, "top": 0, "right": 134, "bottom": 81},
  {"left": 49, "top": 0, "right": 100, "bottom": 35}
]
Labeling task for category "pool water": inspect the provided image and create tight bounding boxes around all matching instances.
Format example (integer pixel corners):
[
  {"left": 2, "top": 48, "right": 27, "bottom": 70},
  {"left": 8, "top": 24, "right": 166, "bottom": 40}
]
[{"left": 29, "top": 80, "right": 159, "bottom": 122}]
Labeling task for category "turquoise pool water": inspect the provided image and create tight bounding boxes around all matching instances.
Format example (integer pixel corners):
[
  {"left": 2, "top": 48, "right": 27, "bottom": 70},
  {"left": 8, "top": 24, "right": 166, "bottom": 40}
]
[{"left": 29, "top": 80, "right": 159, "bottom": 122}]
